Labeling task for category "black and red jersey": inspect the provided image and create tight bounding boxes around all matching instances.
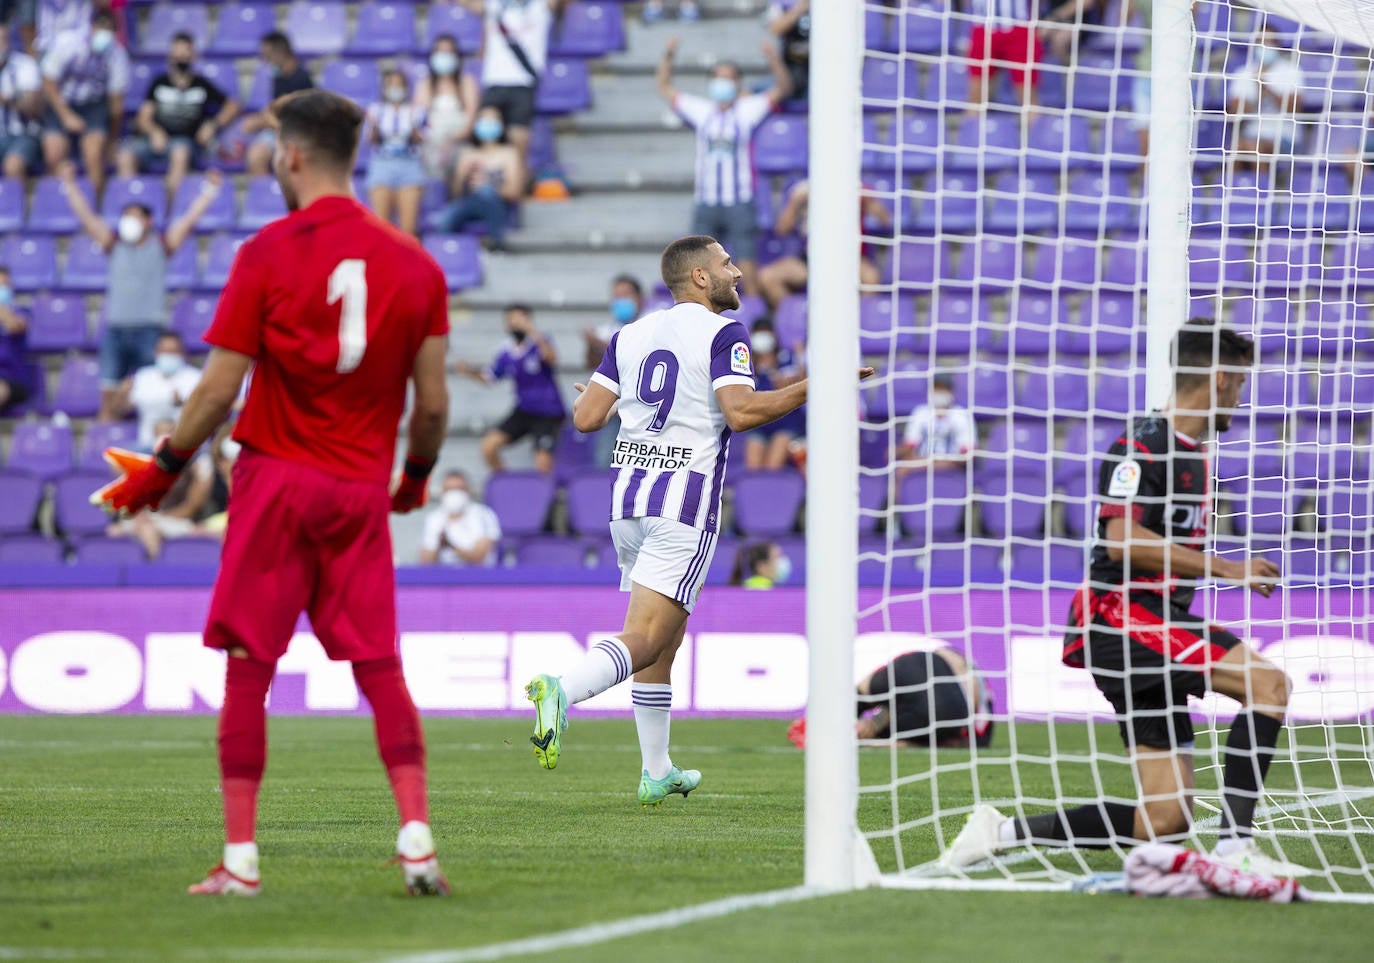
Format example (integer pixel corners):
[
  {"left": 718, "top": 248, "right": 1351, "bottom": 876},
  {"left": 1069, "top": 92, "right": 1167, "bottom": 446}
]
[{"left": 1087, "top": 413, "right": 1211, "bottom": 610}]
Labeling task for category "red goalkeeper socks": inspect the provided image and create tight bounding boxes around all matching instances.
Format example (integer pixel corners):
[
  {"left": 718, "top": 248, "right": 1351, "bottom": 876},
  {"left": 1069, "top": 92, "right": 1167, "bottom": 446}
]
[
  {"left": 218, "top": 655, "right": 276, "bottom": 844},
  {"left": 353, "top": 656, "right": 430, "bottom": 826}
]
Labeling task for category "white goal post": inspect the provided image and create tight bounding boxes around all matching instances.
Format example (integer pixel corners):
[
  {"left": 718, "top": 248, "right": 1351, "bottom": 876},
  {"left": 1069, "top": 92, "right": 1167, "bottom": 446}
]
[{"left": 805, "top": 0, "right": 1374, "bottom": 901}]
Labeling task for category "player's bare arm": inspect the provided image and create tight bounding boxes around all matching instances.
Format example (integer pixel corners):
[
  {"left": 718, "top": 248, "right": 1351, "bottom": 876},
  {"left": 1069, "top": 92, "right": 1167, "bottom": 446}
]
[
  {"left": 403, "top": 335, "right": 450, "bottom": 467},
  {"left": 1103, "top": 515, "right": 1280, "bottom": 597},
  {"left": 716, "top": 367, "right": 874, "bottom": 434},
  {"left": 572, "top": 380, "right": 617, "bottom": 433},
  {"left": 170, "top": 349, "right": 255, "bottom": 454}
]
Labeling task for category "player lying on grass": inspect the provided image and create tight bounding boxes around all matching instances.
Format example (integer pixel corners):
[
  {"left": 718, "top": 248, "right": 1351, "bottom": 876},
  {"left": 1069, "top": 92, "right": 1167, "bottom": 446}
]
[
  {"left": 943, "top": 319, "right": 1308, "bottom": 878},
  {"left": 93, "top": 90, "right": 452, "bottom": 897},
  {"left": 788, "top": 646, "right": 994, "bottom": 750},
  {"left": 524, "top": 234, "right": 873, "bottom": 804}
]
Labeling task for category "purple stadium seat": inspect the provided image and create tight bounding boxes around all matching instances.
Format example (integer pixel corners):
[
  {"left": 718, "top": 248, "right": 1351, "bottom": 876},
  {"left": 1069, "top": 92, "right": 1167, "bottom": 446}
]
[
  {"left": 244, "top": 63, "right": 276, "bottom": 111},
  {"left": 985, "top": 418, "right": 1050, "bottom": 460},
  {"left": 723, "top": 294, "right": 769, "bottom": 330},
  {"left": 918, "top": 61, "right": 969, "bottom": 107},
  {"left": 897, "top": 470, "right": 967, "bottom": 543},
  {"left": 1049, "top": 367, "right": 1092, "bottom": 412},
  {"left": 50, "top": 355, "right": 101, "bottom": 417},
  {"left": 238, "top": 176, "right": 287, "bottom": 230},
  {"left": 864, "top": 8, "right": 898, "bottom": 53},
  {"left": 1074, "top": 291, "right": 1138, "bottom": 355},
  {"left": 171, "top": 174, "right": 237, "bottom": 233},
  {"left": 202, "top": 234, "right": 251, "bottom": 290},
  {"left": 1064, "top": 172, "right": 1142, "bottom": 232},
  {"left": 898, "top": 113, "right": 941, "bottom": 172},
  {"left": 1325, "top": 484, "right": 1374, "bottom": 534},
  {"left": 165, "top": 242, "right": 200, "bottom": 290},
  {"left": 516, "top": 536, "right": 589, "bottom": 567},
  {"left": 859, "top": 295, "right": 922, "bottom": 355},
  {"left": 1255, "top": 235, "right": 1324, "bottom": 291},
  {"left": 753, "top": 116, "right": 808, "bottom": 175},
  {"left": 565, "top": 470, "right": 613, "bottom": 536},
  {"left": 210, "top": 2, "right": 278, "bottom": 56},
  {"left": 773, "top": 294, "right": 807, "bottom": 350},
  {"left": 1231, "top": 479, "right": 1292, "bottom": 536},
  {"left": 138, "top": 2, "right": 211, "bottom": 55},
  {"left": 26, "top": 295, "right": 89, "bottom": 352},
  {"left": 0, "top": 472, "right": 43, "bottom": 533},
  {"left": 985, "top": 174, "right": 1058, "bottom": 233},
  {"left": 347, "top": 1, "right": 419, "bottom": 56},
  {"left": 946, "top": 113, "right": 1021, "bottom": 173},
  {"left": 2, "top": 236, "right": 57, "bottom": 290},
  {"left": 1105, "top": 116, "right": 1144, "bottom": 170},
  {"left": 860, "top": 114, "right": 897, "bottom": 175},
  {"left": 858, "top": 473, "right": 889, "bottom": 534},
  {"left": 902, "top": 1, "right": 966, "bottom": 55},
  {"left": 1101, "top": 237, "right": 1146, "bottom": 289},
  {"left": 1006, "top": 290, "right": 1063, "bottom": 355},
  {"left": 549, "top": 2, "right": 624, "bottom": 57},
  {"left": 1010, "top": 540, "right": 1085, "bottom": 585},
  {"left": 0, "top": 535, "right": 64, "bottom": 563},
  {"left": 1315, "top": 364, "right": 1374, "bottom": 410},
  {"left": 75, "top": 537, "right": 149, "bottom": 565},
  {"left": 285, "top": 1, "right": 348, "bottom": 57},
  {"left": 861, "top": 57, "right": 917, "bottom": 107},
  {"left": 977, "top": 464, "right": 1051, "bottom": 539},
  {"left": 60, "top": 237, "right": 110, "bottom": 292},
  {"left": 77, "top": 421, "right": 138, "bottom": 472},
  {"left": 321, "top": 59, "right": 381, "bottom": 105},
  {"left": 53, "top": 472, "right": 110, "bottom": 535},
  {"left": 0, "top": 176, "right": 23, "bottom": 232},
  {"left": 862, "top": 358, "right": 927, "bottom": 423},
  {"left": 426, "top": 1, "right": 483, "bottom": 54},
  {"left": 484, "top": 471, "right": 556, "bottom": 537},
  {"left": 422, "top": 234, "right": 482, "bottom": 291},
  {"left": 156, "top": 538, "right": 223, "bottom": 566},
  {"left": 27, "top": 176, "right": 94, "bottom": 234},
  {"left": 732, "top": 471, "right": 804, "bottom": 537},
  {"left": 967, "top": 369, "right": 1012, "bottom": 417},
  {"left": 172, "top": 294, "right": 218, "bottom": 353},
  {"left": 953, "top": 235, "right": 1021, "bottom": 287},
  {"left": 891, "top": 238, "right": 941, "bottom": 289},
  {"left": 1025, "top": 113, "right": 1094, "bottom": 170},
  {"left": 1094, "top": 368, "right": 1146, "bottom": 415},
  {"left": 535, "top": 60, "right": 591, "bottom": 114},
  {"left": 101, "top": 175, "right": 168, "bottom": 224},
  {"left": 930, "top": 290, "right": 979, "bottom": 356}
]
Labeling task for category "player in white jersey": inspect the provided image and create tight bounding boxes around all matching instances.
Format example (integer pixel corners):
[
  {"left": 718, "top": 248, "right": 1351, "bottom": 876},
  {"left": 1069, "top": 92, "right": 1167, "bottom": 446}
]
[{"left": 524, "top": 235, "right": 871, "bottom": 803}]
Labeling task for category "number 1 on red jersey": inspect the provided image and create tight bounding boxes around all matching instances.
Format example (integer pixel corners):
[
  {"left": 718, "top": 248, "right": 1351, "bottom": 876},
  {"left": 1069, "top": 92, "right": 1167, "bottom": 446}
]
[{"left": 329, "top": 259, "right": 368, "bottom": 373}]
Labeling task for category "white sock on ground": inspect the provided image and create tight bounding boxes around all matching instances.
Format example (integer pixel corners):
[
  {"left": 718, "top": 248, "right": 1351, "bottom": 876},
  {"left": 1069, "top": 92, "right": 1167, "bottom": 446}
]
[
  {"left": 997, "top": 819, "right": 1017, "bottom": 844},
  {"left": 632, "top": 683, "right": 673, "bottom": 780},
  {"left": 560, "top": 637, "right": 633, "bottom": 704},
  {"left": 397, "top": 821, "right": 434, "bottom": 860},
  {"left": 1213, "top": 836, "right": 1250, "bottom": 857},
  {"left": 223, "top": 842, "right": 260, "bottom": 881}
]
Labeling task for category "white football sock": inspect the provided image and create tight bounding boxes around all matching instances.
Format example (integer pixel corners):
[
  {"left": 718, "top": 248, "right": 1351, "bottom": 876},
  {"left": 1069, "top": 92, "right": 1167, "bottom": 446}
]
[
  {"left": 560, "top": 637, "right": 633, "bottom": 705},
  {"left": 997, "top": 819, "right": 1018, "bottom": 844},
  {"left": 397, "top": 821, "right": 435, "bottom": 860},
  {"left": 223, "top": 842, "right": 259, "bottom": 881},
  {"left": 632, "top": 683, "right": 673, "bottom": 780}
]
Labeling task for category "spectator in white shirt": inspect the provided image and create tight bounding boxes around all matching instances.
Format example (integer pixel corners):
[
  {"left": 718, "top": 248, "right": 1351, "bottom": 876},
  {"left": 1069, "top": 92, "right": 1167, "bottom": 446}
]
[
  {"left": 896, "top": 374, "right": 975, "bottom": 476},
  {"left": 128, "top": 330, "right": 201, "bottom": 447},
  {"left": 656, "top": 36, "right": 792, "bottom": 295},
  {"left": 1227, "top": 26, "right": 1303, "bottom": 166},
  {"left": 457, "top": 0, "right": 567, "bottom": 172},
  {"left": 40, "top": 6, "right": 127, "bottom": 194},
  {"left": 33, "top": 0, "right": 93, "bottom": 55},
  {"left": 0, "top": 25, "right": 45, "bottom": 182},
  {"left": 418, "top": 471, "right": 503, "bottom": 566}
]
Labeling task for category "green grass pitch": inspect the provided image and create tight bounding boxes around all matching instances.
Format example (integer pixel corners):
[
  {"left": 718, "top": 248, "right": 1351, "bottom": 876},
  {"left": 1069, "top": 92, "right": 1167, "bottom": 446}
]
[{"left": 3, "top": 715, "right": 1373, "bottom": 962}]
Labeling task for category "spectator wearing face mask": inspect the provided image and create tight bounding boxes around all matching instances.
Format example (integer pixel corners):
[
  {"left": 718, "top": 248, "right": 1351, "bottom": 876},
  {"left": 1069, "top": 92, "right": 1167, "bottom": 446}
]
[
  {"left": 115, "top": 31, "right": 238, "bottom": 195},
  {"left": 0, "top": 25, "right": 46, "bottom": 185},
  {"left": 728, "top": 541, "right": 793, "bottom": 589},
  {"left": 242, "top": 31, "right": 314, "bottom": 177},
  {"left": 435, "top": 105, "right": 524, "bottom": 249},
  {"left": 0, "top": 264, "right": 36, "bottom": 414},
  {"left": 413, "top": 33, "right": 479, "bottom": 179},
  {"left": 365, "top": 68, "right": 428, "bottom": 238},
  {"left": 127, "top": 330, "right": 201, "bottom": 447},
  {"left": 743, "top": 318, "right": 805, "bottom": 470},
  {"left": 1227, "top": 26, "right": 1303, "bottom": 167},
  {"left": 57, "top": 159, "right": 222, "bottom": 421},
  {"left": 895, "top": 373, "right": 975, "bottom": 477},
  {"left": 454, "top": 303, "right": 565, "bottom": 474},
  {"left": 39, "top": 7, "right": 127, "bottom": 194},
  {"left": 584, "top": 274, "right": 643, "bottom": 465},
  {"left": 417, "top": 471, "right": 502, "bottom": 566},
  {"left": 656, "top": 36, "right": 792, "bottom": 296}
]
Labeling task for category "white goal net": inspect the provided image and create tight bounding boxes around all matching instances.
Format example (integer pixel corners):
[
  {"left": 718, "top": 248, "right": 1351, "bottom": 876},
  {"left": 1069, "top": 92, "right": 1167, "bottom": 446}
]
[{"left": 805, "top": 0, "right": 1374, "bottom": 901}]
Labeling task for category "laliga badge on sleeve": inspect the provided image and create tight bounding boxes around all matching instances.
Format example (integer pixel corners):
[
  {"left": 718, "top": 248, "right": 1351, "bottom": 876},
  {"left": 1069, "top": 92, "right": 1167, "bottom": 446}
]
[
  {"left": 1107, "top": 459, "right": 1142, "bottom": 497},
  {"left": 730, "top": 342, "right": 752, "bottom": 375}
]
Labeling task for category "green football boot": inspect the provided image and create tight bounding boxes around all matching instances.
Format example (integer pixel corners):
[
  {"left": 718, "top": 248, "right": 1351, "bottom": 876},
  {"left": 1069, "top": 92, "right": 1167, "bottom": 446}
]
[
  {"left": 525, "top": 674, "right": 568, "bottom": 770},
  {"left": 638, "top": 765, "right": 702, "bottom": 806}
]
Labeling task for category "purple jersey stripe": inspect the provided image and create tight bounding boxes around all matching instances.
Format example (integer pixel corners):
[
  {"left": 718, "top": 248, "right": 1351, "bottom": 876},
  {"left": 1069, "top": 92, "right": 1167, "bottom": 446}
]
[
  {"left": 620, "top": 468, "right": 647, "bottom": 519},
  {"left": 703, "top": 428, "right": 732, "bottom": 534},
  {"left": 645, "top": 472, "right": 673, "bottom": 516},
  {"left": 677, "top": 471, "right": 706, "bottom": 527}
]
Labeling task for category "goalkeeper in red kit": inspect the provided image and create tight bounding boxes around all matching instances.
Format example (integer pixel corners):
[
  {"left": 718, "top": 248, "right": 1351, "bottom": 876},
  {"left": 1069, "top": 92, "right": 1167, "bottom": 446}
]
[{"left": 93, "top": 90, "right": 452, "bottom": 897}]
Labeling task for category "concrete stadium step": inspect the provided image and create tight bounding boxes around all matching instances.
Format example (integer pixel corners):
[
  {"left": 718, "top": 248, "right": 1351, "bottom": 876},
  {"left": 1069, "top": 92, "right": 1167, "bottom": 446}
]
[
  {"left": 511, "top": 191, "right": 694, "bottom": 250},
  {"left": 459, "top": 249, "right": 667, "bottom": 311},
  {"left": 604, "top": 15, "right": 776, "bottom": 75},
  {"left": 571, "top": 70, "right": 781, "bottom": 133},
  {"left": 554, "top": 129, "right": 697, "bottom": 191}
]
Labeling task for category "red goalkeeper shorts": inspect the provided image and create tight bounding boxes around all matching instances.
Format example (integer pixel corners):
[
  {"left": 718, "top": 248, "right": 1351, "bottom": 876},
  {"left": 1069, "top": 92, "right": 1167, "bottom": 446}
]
[
  {"left": 967, "top": 24, "right": 1042, "bottom": 88},
  {"left": 204, "top": 448, "right": 398, "bottom": 663}
]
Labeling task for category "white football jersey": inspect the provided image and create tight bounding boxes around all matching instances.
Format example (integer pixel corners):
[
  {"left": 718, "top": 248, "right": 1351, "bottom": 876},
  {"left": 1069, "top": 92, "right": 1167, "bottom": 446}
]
[{"left": 590, "top": 301, "right": 755, "bottom": 533}]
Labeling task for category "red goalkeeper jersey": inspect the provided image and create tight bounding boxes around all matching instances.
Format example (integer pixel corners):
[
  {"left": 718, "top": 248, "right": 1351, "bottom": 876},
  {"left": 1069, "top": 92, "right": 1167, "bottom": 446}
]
[{"left": 204, "top": 195, "right": 449, "bottom": 485}]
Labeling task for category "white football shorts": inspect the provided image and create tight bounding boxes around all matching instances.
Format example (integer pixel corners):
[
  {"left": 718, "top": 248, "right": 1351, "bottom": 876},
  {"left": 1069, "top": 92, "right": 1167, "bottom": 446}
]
[{"left": 610, "top": 516, "right": 718, "bottom": 613}]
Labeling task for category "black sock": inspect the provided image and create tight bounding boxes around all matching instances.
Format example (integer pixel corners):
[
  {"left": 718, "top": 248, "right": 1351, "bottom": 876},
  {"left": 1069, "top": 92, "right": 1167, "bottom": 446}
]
[
  {"left": 1016, "top": 802, "right": 1138, "bottom": 849},
  {"left": 1220, "top": 710, "right": 1282, "bottom": 838}
]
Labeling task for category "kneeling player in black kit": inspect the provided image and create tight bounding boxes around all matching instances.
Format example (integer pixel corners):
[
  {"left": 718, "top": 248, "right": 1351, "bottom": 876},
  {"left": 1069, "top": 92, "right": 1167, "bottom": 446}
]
[{"left": 942, "top": 320, "right": 1308, "bottom": 877}]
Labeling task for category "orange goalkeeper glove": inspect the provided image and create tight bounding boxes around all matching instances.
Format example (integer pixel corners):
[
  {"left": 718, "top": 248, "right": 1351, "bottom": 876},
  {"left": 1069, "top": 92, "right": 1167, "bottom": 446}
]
[
  {"left": 89, "top": 440, "right": 195, "bottom": 516},
  {"left": 390, "top": 455, "right": 435, "bottom": 513}
]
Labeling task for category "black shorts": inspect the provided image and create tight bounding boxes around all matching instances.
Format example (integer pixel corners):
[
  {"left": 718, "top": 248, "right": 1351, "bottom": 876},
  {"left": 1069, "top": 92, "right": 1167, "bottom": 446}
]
[
  {"left": 497, "top": 409, "right": 563, "bottom": 452},
  {"left": 481, "top": 84, "right": 537, "bottom": 129},
  {"left": 859, "top": 651, "right": 993, "bottom": 748},
  {"left": 1064, "top": 590, "right": 1243, "bottom": 750}
]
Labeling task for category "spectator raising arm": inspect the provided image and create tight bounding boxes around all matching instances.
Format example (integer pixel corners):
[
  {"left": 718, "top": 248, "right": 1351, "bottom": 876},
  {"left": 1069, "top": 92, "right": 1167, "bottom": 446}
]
[
  {"left": 760, "top": 38, "right": 793, "bottom": 105},
  {"left": 55, "top": 159, "right": 114, "bottom": 250},
  {"left": 163, "top": 169, "right": 224, "bottom": 254},
  {"left": 655, "top": 36, "right": 681, "bottom": 104}
]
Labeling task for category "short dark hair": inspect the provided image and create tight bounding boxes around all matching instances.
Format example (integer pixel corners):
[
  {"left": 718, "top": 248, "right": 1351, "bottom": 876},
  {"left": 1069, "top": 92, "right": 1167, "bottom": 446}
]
[
  {"left": 712, "top": 60, "right": 742, "bottom": 80},
  {"left": 273, "top": 89, "right": 364, "bottom": 172},
  {"left": 751, "top": 317, "right": 775, "bottom": 333},
  {"left": 1172, "top": 318, "right": 1255, "bottom": 389},
  {"left": 260, "top": 31, "right": 293, "bottom": 58},
  {"left": 170, "top": 31, "right": 195, "bottom": 47},
  {"left": 660, "top": 235, "right": 719, "bottom": 292},
  {"left": 932, "top": 372, "right": 954, "bottom": 389},
  {"left": 156, "top": 329, "right": 184, "bottom": 347},
  {"left": 504, "top": 302, "right": 533, "bottom": 319},
  {"left": 93, "top": 9, "right": 114, "bottom": 28},
  {"left": 123, "top": 202, "right": 153, "bottom": 219},
  {"left": 729, "top": 542, "right": 776, "bottom": 586},
  {"left": 611, "top": 274, "right": 642, "bottom": 297}
]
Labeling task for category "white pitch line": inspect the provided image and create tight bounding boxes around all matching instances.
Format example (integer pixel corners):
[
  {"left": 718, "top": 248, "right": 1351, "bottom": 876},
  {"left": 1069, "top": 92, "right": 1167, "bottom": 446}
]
[{"left": 380, "top": 886, "right": 826, "bottom": 963}]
